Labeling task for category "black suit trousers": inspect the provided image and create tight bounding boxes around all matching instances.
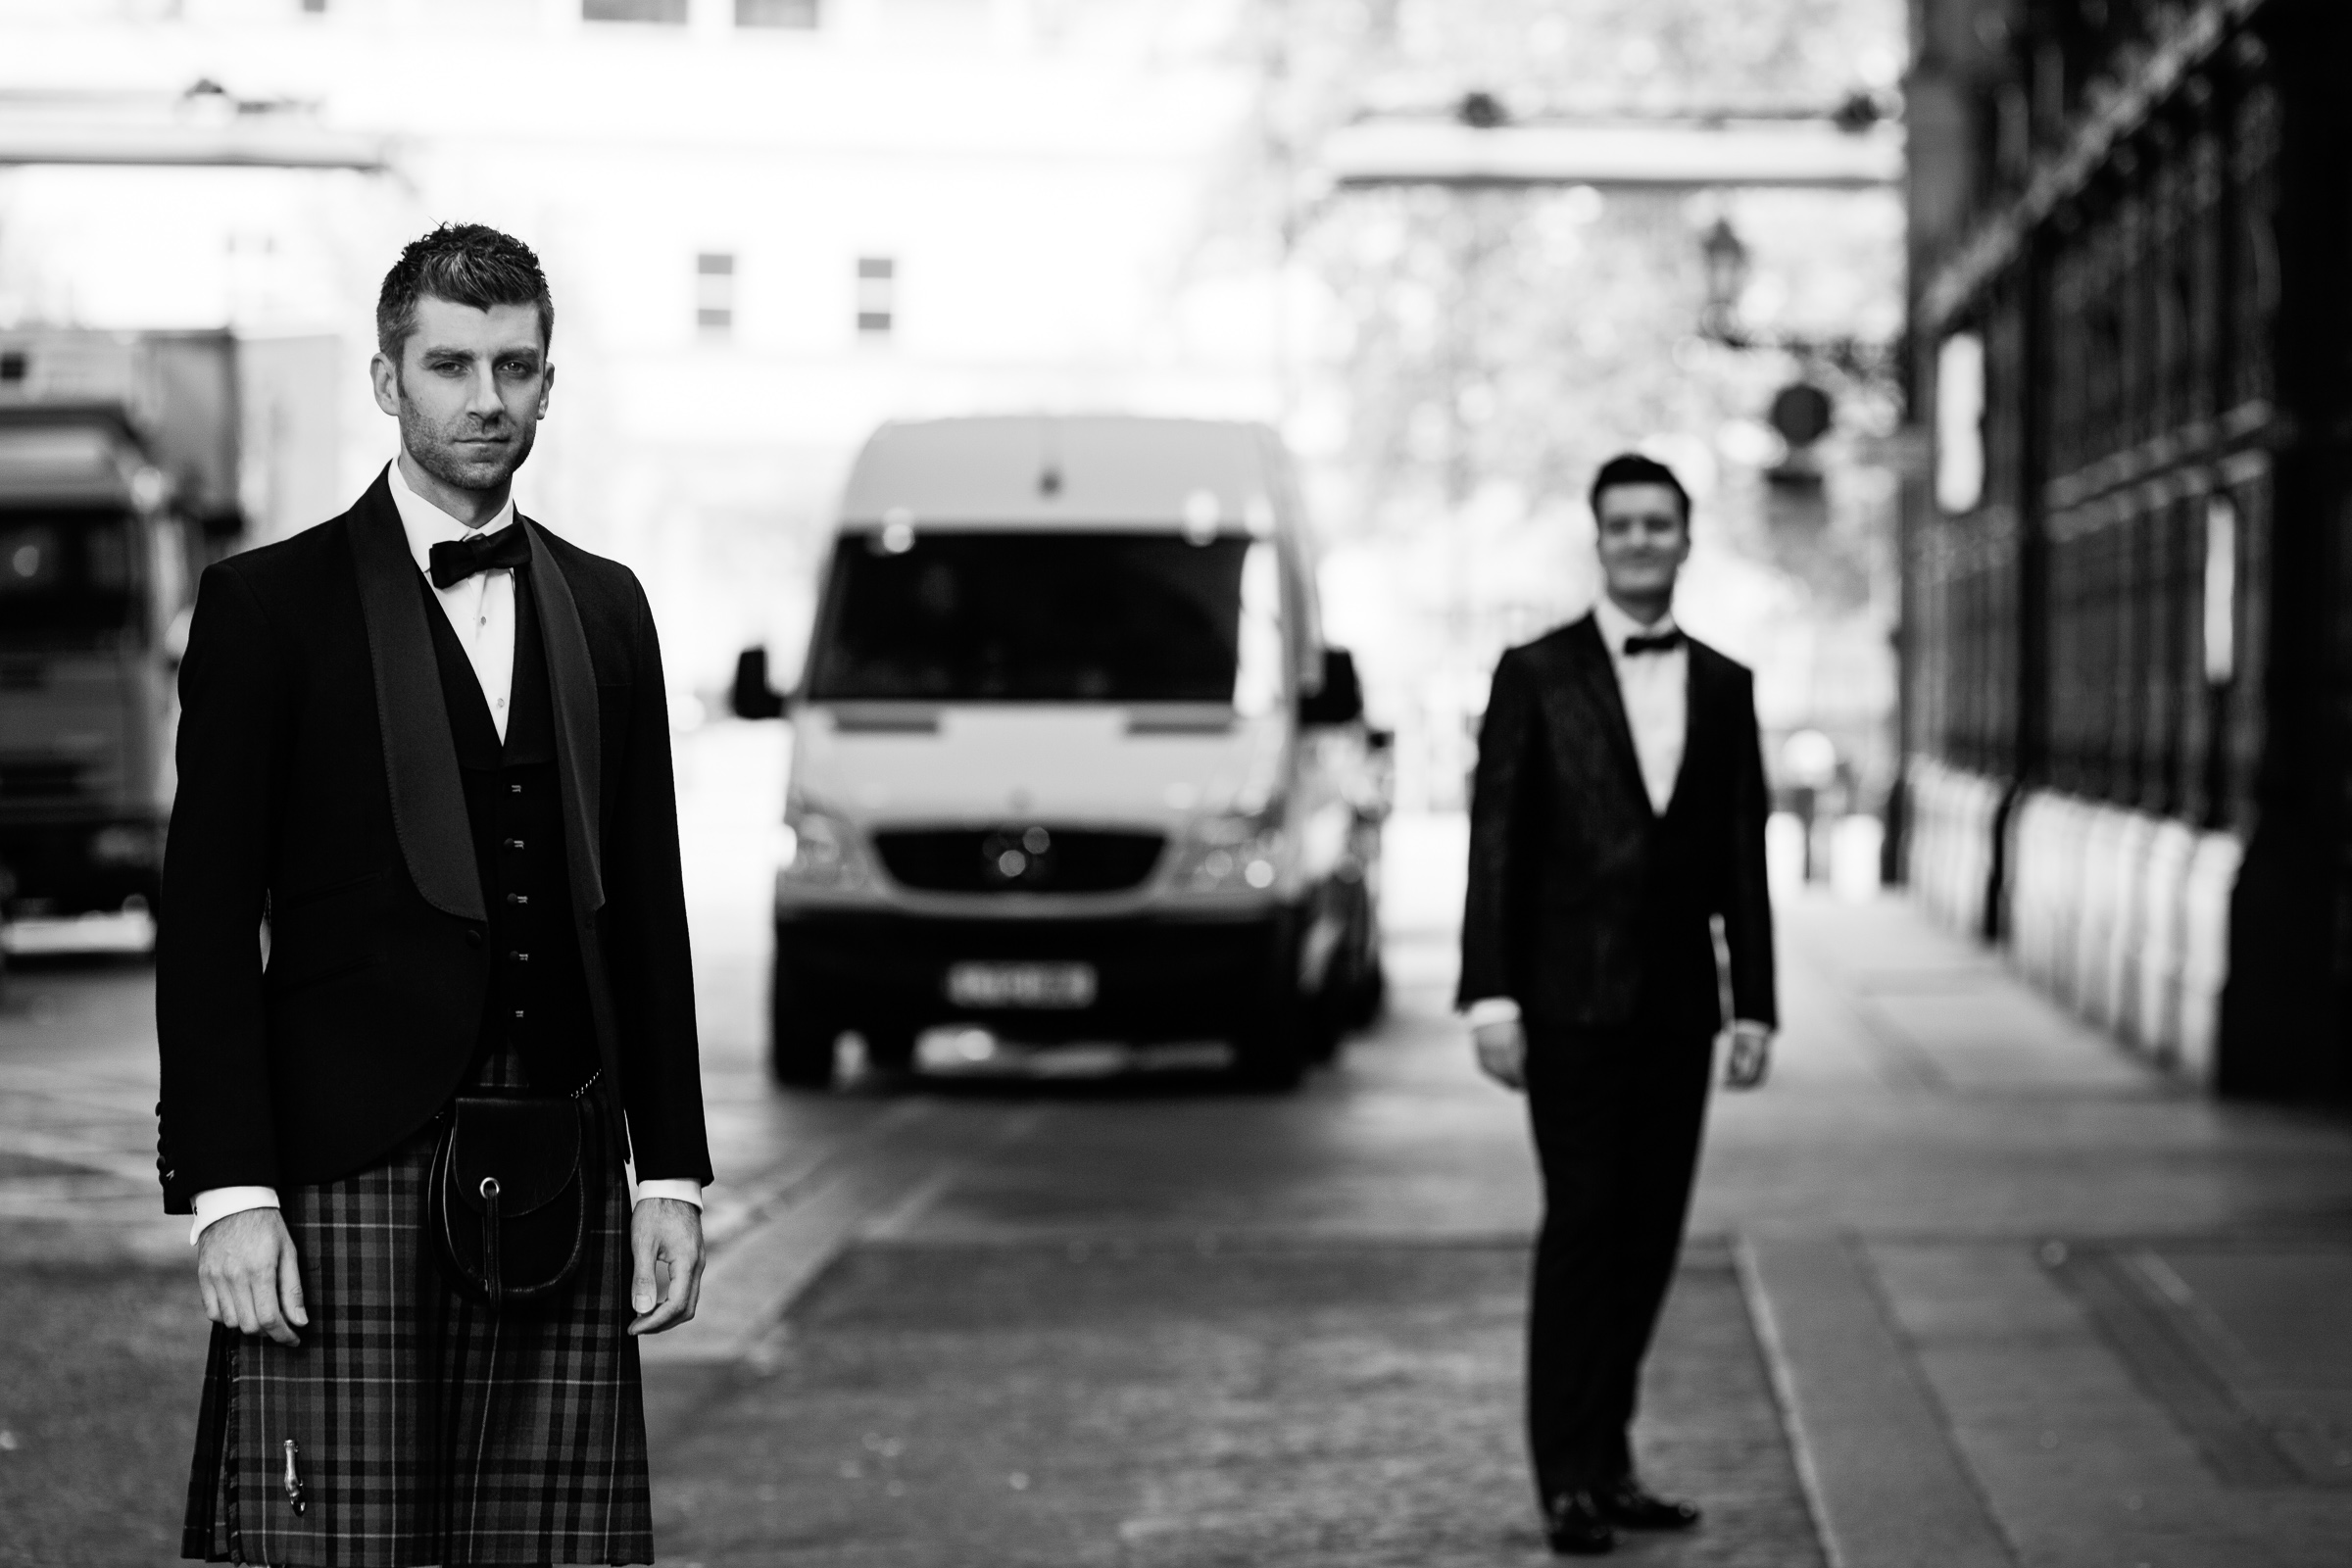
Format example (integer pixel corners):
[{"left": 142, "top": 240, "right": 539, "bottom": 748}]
[{"left": 1522, "top": 1018, "right": 1714, "bottom": 1499}]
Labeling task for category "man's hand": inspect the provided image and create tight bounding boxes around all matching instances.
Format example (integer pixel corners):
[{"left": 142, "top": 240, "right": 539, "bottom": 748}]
[
  {"left": 1725, "top": 1021, "right": 1774, "bottom": 1090},
  {"left": 196, "top": 1208, "right": 307, "bottom": 1348},
  {"left": 627, "top": 1196, "right": 705, "bottom": 1337},
  {"left": 1472, "top": 1016, "right": 1528, "bottom": 1092}
]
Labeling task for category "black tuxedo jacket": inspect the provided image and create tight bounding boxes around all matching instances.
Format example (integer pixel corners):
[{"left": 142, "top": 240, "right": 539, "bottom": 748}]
[
  {"left": 155, "top": 472, "right": 711, "bottom": 1211},
  {"left": 1457, "top": 613, "right": 1776, "bottom": 1037}
]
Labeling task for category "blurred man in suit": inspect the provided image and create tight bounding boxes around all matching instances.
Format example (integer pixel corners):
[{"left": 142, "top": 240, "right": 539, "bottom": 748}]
[{"left": 1459, "top": 453, "right": 1776, "bottom": 1556}]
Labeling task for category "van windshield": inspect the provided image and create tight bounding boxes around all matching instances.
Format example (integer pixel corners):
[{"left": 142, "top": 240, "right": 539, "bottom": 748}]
[
  {"left": 0, "top": 509, "right": 136, "bottom": 649},
  {"left": 807, "top": 530, "right": 1261, "bottom": 704}
]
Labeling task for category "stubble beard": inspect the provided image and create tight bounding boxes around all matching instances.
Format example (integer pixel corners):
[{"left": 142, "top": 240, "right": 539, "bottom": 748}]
[{"left": 398, "top": 393, "right": 537, "bottom": 497}]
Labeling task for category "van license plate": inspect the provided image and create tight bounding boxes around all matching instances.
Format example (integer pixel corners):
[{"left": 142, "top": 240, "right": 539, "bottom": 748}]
[{"left": 946, "top": 962, "right": 1098, "bottom": 1009}]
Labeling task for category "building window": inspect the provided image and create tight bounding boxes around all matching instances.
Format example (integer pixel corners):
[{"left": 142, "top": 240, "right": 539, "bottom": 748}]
[
  {"left": 2203, "top": 496, "right": 2238, "bottom": 687},
  {"left": 738, "top": 0, "right": 818, "bottom": 25},
  {"left": 857, "top": 257, "right": 895, "bottom": 338},
  {"left": 1935, "top": 332, "right": 1985, "bottom": 514},
  {"left": 697, "top": 253, "right": 735, "bottom": 336},
  {"left": 583, "top": 0, "right": 687, "bottom": 23}
]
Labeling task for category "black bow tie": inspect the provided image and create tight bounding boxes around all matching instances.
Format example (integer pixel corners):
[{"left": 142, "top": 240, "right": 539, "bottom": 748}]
[
  {"left": 1622, "top": 628, "right": 1684, "bottom": 657},
  {"left": 427, "top": 524, "right": 530, "bottom": 590}
]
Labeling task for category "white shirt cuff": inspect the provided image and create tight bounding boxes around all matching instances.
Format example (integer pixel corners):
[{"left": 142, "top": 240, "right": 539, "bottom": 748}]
[
  {"left": 193, "top": 1177, "right": 702, "bottom": 1242},
  {"left": 190, "top": 1186, "right": 280, "bottom": 1246},
  {"left": 1464, "top": 997, "right": 1522, "bottom": 1028}
]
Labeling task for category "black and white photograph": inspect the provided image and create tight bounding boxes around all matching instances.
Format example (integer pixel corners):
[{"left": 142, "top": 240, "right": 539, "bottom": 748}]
[{"left": 1, "top": 1, "right": 2348, "bottom": 1564}]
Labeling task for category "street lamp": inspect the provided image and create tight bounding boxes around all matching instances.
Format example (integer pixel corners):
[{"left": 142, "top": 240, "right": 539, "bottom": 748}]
[
  {"left": 1695, "top": 215, "right": 1898, "bottom": 386},
  {"left": 1700, "top": 217, "right": 1750, "bottom": 343},
  {"left": 1456, "top": 90, "right": 1510, "bottom": 130}
]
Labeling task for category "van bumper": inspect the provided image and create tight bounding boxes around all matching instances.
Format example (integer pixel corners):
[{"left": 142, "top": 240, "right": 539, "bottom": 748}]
[
  {"left": 772, "top": 906, "right": 1298, "bottom": 1042},
  {"left": 0, "top": 815, "right": 166, "bottom": 915}
]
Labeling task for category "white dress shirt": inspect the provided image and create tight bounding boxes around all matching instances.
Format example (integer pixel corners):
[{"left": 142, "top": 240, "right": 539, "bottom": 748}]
[
  {"left": 1465, "top": 597, "right": 1763, "bottom": 1037},
  {"left": 190, "top": 459, "right": 703, "bottom": 1242},
  {"left": 393, "top": 455, "right": 519, "bottom": 741},
  {"left": 1590, "top": 594, "right": 1688, "bottom": 817}
]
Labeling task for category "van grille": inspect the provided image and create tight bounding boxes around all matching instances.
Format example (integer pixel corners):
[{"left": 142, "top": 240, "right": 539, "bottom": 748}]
[
  {"left": 0, "top": 760, "right": 85, "bottom": 801},
  {"left": 873, "top": 827, "right": 1165, "bottom": 895}
]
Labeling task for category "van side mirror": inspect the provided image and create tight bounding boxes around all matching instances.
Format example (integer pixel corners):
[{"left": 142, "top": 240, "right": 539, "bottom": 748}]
[
  {"left": 730, "top": 647, "right": 789, "bottom": 720},
  {"left": 163, "top": 605, "right": 195, "bottom": 670},
  {"left": 1298, "top": 647, "right": 1365, "bottom": 728}
]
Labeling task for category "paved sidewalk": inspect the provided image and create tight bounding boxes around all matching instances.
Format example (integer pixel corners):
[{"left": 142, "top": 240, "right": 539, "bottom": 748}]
[
  {"left": 0, "top": 951, "right": 183, "bottom": 1265},
  {"left": 1738, "top": 892, "right": 2352, "bottom": 1568},
  {"left": 647, "top": 880, "right": 2352, "bottom": 1567},
  {"left": 655, "top": 1237, "right": 1819, "bottom": 1568},
  {"left": 8, "top": 774, "right": 2352, "bottom": 1568}
]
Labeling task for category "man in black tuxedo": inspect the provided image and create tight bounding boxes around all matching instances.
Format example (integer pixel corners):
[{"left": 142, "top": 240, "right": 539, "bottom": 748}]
[
  {"left": 157, "top": 224, "right": 710, "bottom": 1566},
  {"left": 1460, "top": 454, "right": 1776, "bottom": 1556}
]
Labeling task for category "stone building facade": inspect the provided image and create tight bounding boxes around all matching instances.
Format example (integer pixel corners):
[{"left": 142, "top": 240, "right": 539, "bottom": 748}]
[{"left": 1900, "top": 0, "right": 2352, "bottom": 1098}]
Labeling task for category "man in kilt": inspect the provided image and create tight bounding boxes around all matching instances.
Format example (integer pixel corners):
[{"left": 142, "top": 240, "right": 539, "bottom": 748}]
[{"left": 157, "top": 223, "right": 712, "bottom": 1567}]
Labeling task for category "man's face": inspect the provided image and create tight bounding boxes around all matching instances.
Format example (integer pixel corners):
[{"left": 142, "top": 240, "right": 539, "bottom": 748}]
[
  {"left": 370, "top": 296, "right": 552, "bottom": 493},
  {"left": 1593, "top": 481, "right": 1690, "bottom": 606}
]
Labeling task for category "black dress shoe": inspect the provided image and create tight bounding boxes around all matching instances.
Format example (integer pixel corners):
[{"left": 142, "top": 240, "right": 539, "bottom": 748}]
[
  {"left": 1597, "top": 1476, "right": 1702, "bottom": 1531},
  {"left": 1544, "top": 1491, "right": 1616, "bottom": 1556}
]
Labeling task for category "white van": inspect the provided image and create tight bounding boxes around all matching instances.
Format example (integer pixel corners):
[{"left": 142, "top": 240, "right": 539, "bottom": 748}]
[{"left": 731, "top": 416, "right": 1387, "bottom": 1089}]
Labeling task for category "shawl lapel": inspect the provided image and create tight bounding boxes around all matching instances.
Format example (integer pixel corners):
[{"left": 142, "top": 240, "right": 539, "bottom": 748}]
[
  {"left": 1668, "top": 645, "right": 1725, "bottom": 818},
  {"left": 348, "top": 485, "right": 607, "bottom": 930},
  {"left": 520, "top": 517, "right": 605, "bottom": 919},
  {"left": 348, "top": 476, "right": 485, "bottom": 922},
  {"left": 1561, "top": 614, "right": 1653, "bottom": 815},
  {"left": 519, "top": 516, "right": 626, "bottom": 1098}
]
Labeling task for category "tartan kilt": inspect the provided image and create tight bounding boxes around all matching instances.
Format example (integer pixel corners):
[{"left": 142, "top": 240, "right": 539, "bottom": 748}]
[{"left": 181, "top": 1055, "right": 654, "bottom": 1567}]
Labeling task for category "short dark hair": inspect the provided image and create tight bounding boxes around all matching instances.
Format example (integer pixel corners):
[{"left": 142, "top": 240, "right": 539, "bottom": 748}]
[
  {"left": 375, "top": 223, "right": 554, "bottom": 360},
  {"left": 1589, "top": 453, "right": 1691, "bottom": 525}
]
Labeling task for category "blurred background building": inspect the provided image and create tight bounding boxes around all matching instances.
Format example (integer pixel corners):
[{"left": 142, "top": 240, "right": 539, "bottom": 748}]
[
  {"left": 1, "top": 0, "right": 1289, "bottom": 701},
  {"left": 1898, "top": 0, "right": 2352, "bottom": 1103},
  {"left": 1244, "top": 0, "right": 1907, "bottom": 835},
  {"left": 0, "top": 0, "right": 1909, "bottom": 808}
]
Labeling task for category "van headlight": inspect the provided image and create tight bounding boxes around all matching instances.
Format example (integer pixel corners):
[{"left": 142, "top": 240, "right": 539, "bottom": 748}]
[
  {"left": 1169, "top": 806, "right": 1286, "bottom": 895},
  {"left": 89, "top": 823, "right": 164, "bottom": 867},
  {"left": 779, "top": 802, "right": 875, "bottom": 893}
]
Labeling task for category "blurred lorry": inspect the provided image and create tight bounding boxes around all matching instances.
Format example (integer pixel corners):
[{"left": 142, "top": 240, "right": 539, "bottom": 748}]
[
  {"left": 732, "top": 416, "right": 1388, "bottom": 1089},
  {"left": 0, "top": 329, "right": 338, "bottom": 917}
]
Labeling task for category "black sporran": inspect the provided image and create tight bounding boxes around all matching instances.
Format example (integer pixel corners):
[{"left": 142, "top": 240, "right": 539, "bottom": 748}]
[{"left": 427, "top": 1092, "right": 592, "bottom": 1309}]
